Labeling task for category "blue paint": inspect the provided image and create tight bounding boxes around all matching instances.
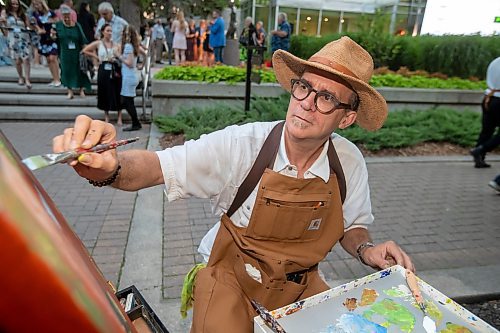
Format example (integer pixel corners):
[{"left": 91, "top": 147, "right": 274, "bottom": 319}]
[
  {"left": 321, "top": 313, "right": 387, "bottom": 333},
  {"left": 380, "top": 270, "right": 391, "bottom": 278}
]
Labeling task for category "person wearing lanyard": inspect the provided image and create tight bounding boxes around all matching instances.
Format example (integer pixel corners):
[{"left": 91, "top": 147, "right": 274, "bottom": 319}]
[
  {"left": 52, "top": 37, "right": 414, "bottom": 332},
  {"left": 82, "top": 23, "right": 122, "bottom": 125},
  {"left": 53, "top": 5, "right": 90, "bottom": 99}
]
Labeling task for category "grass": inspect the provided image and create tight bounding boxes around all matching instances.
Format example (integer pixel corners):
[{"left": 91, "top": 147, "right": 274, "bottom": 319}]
[{"left": 153, "top": 95, "right": 481, "bottom": 151}]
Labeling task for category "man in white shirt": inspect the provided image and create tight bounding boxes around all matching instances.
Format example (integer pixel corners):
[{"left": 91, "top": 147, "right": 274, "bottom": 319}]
[
  {"left": 151, "top": 19, "right": 165, "bottom": 64},
  {"left": 470, "top": 56, "right": 500, "bottom": 168},
  {"left": 94, "top": 2, "right": 128, "bottom": 44},
  {"left": 53, "top": 36, "right": 414, "bottom": 332}
]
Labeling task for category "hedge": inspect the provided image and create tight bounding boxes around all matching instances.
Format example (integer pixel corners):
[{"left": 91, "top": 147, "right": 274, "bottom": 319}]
[{"left": 289, "top": 33, "right": 499, "bottom": 80}]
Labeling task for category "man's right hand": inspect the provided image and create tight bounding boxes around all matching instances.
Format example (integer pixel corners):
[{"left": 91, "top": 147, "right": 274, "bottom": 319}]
[{"left": 52, "top": 115, "right": 119, "bottom": 182}]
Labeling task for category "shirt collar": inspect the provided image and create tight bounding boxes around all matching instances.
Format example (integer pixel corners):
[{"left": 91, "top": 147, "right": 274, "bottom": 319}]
[{"left": 274, "top": 125, "right": 331, "bottom": 183}]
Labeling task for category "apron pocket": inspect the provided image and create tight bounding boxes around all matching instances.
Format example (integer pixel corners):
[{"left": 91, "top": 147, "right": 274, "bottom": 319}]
[
  {"left": 247, "top": 191, "right": 330, "bottom": 241},
  {"left": 233, "top": 255, "right": 307, "bottom": 311},
  {"left": 192, "top": 267, "right": 254, "bottom": 333}
]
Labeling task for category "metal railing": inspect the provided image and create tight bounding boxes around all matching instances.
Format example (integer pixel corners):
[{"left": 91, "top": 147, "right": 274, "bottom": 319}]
[{"left": 140, "top": 35, "right": 152, "bottom": 121}]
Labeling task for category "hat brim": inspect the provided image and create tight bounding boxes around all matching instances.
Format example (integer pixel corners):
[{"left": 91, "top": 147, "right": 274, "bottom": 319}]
[{"left": 272, "top": 49, "right": 388, "bottom": 131}]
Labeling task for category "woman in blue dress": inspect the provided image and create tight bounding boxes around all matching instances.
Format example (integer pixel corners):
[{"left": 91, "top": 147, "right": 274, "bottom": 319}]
[{"left": 119, "top": 25, "right": 146, "bottom": 131}]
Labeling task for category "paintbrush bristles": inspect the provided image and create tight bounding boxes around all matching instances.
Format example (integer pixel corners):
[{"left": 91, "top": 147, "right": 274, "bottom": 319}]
[{"left": 22, "top": 137, "right": 140, "bottom": 171}]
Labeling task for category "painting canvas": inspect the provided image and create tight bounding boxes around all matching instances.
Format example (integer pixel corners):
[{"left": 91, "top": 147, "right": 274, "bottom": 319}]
[
  {"left": 0, "top": 130, "right": 134, "bottom": 333},
  {"left": 254, "top": 265, "right": 499, "bottom": 333}
]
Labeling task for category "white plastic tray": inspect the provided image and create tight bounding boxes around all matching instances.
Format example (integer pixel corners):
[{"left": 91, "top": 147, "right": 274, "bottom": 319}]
[{"left": 254, "top": 265, "right": 498, "bottom": 332}]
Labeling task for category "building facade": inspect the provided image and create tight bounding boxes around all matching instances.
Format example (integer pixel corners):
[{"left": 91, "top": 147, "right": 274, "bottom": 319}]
[{"left": 240, "top": 0, "right": 427, "bottom": 38}]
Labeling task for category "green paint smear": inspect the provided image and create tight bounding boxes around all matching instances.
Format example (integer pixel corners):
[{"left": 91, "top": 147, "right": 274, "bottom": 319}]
[
  {"left": 363, "top": 298, "right": 415, "bottom": 333},
  {"left": 439, "top": 322, "right": 472, "bottom": 333},
  {"left": 424, "top": 300, "right": 443, "bottom": 325},
  {"left": 383, "top": 286, "right": 409, "bottom": 298}
]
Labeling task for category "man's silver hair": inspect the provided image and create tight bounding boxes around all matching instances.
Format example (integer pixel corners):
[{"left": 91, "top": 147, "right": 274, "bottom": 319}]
[
  {"left": 279, "top": 12, "right": 287, "bottom": 21},
  {"left": 98, "top": 2, "right": 114, "bottom": 14}
]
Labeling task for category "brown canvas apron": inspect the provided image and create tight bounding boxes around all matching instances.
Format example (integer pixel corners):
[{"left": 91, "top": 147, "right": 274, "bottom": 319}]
[{"left": 191, "top": 123, "right": 345, "bottom": 333}]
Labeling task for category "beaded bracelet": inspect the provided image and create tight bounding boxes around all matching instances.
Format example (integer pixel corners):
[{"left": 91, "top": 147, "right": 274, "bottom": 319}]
[
  {"left": 87, "top": 165, "right": 121, "bottom": 187},
  {"left": 356, "top": 241, "right": 375, "bottom": 266}
]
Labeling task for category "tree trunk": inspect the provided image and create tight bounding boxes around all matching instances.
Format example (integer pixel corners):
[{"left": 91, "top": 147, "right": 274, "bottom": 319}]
[{"left": 119, "top": 0, "right": 141, "bottom": 29}]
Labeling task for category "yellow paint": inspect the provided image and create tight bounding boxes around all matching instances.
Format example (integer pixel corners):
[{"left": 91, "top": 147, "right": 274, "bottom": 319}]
[
  {"left": 425, "top": 300, "right": 444, "bottom": 325},
  {"left": 360, "top": 288, "right": 379, "bottom": 306},
  {"left": 439, "top": 322, "right": 473, "bottom": 333}
]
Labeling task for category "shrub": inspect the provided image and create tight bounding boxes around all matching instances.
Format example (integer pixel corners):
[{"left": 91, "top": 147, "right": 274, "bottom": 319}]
[
  {"left": 154, "top": 95, "right": 481, "bottom": 150},
  {"left": 154, "top": 65, "right": 486, "bottom": 90},
  {"left": 289, "top": 34, "right": 499, "bottom": 80},
  {"left": 153, "top": 64, "right": 277, "bottom": 84}
]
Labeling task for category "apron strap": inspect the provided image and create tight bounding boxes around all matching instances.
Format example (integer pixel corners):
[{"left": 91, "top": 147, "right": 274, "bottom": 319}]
[
  {"left": 327, "top": 140, "right": 346, "bottom": 204},
  {"left": 227, "top": 121, "right": 284, "bottom": 217},
  {"left": 227, "top": 121, "right": 347, "bottom": 217}
]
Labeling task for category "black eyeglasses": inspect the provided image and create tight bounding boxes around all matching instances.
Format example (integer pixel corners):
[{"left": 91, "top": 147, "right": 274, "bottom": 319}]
[{"left": 291, "top": 79, "right": 357, "bottom": 114}]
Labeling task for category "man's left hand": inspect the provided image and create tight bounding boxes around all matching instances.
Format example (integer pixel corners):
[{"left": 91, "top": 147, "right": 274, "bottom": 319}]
[{"left": 361, "top": 241, "right": 415, "bottom": 272}]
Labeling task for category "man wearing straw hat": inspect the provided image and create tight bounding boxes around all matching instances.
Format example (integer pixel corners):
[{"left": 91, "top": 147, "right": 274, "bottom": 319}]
[{"left": 53, "top": 36, "right": 414, "bottom": 332}]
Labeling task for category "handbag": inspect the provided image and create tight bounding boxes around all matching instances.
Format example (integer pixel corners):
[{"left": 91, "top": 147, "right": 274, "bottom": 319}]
[
  {"left": 79, "top": 53, "right": 95, "bottom": 80},
  {"left": 111, "top": 58, "right": 122, "bottom": 79}
]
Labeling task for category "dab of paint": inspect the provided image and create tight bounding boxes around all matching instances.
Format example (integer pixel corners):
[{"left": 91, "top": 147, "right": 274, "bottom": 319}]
[
  {"left": 284, "top": 301, "right": 304, "bottom": 316},
  {"left": 439, "top": 322, "right": 472, "bottom": 333},
  {"left": 421, "top": 300, "right": 443, "bottom": 325},
  {"left": 363, "top": 298, "right": 416, "bottom": 333},
  {"left": 383, "top": 284, "right": 411, "bottom": 298},
  {"left": 325, "top": 313, "right": 387, "bottom": 333},
  {"left": 359, "top": 288, "right": 378, "bottom": 306},
  {"left": 343, "top": 298, "right": 357, "bottom": 311}
]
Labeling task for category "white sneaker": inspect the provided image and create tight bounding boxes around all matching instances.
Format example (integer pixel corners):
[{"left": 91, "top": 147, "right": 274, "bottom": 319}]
[
  {"left": 48, "top": 81, "right": 55, "bottom": 86},
  {"left": 488, "top": 181, "right": 500, "bottom": 193},
  {"left": 53, "top": 81, "right": 62, "bottom": 87}
]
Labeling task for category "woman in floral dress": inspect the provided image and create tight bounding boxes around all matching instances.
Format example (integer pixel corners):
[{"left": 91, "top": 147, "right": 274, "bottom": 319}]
[
  {"left": 2, "top": 0, "right": 32, "bottom": 88},
  {"left": 32, "top": 0, "right": 60, "bottom": 87}
]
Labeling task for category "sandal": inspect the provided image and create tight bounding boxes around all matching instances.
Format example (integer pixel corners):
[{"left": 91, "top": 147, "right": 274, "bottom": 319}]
[
  {"left": 18, "top": 77, "right": 25, "bottom": 86},
  {"left": 26, "top": 81, "right": 32, "bottom": 90}
]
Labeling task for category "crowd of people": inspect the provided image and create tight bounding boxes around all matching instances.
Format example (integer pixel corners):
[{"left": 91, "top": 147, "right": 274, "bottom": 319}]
[
  {"left": 0, "top": 0, "right": 145, "bottom": 131},
  {"left": 0, "top": 2, "right": 286, "bottom": 130},
  {"left": 145, "top": 9, "right": 237, "bottom": 67}
]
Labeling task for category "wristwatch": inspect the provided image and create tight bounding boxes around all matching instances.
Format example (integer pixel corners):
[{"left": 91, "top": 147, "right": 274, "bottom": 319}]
[{"left": 356, "top": 241, "right": 375, "bottom": 266}]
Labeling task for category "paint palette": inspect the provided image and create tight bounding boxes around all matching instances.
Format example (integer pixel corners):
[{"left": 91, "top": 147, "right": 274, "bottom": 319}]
[{"left": 254, "top": 265, "right": 498, "bottom": 333}]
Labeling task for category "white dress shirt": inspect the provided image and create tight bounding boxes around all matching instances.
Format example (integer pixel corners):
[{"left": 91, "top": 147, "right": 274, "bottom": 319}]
[
  {"left": 156, "top": 121, "right": 373, "bottom": 262},
  {"left": 486, "top": 57, "right": 500, "bottom": 98}
]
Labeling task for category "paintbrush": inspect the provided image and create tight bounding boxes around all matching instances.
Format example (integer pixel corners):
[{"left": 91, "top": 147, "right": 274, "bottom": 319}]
[
  {"left": 22, "top": 137, "right": 140, "bottom": 171},
  {"left": 405, "top": 269, "right": 437, "bottom": 333},
  {"left": 251, "top": 299, "right": 287, "bottom": 333}
]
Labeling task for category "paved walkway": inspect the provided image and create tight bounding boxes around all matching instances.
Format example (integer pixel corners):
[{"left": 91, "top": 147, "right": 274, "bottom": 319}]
[{"left": 1, "top": 120, "right": 500, "bottom": 332}]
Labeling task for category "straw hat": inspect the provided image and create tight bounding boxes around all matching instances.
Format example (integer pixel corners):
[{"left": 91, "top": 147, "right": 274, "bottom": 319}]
[{"left": 272, "top": 36, "right": 388, "bottom": 131}]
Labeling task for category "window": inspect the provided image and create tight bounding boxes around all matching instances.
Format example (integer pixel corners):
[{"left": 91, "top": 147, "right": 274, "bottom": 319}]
[
  {"left": 299, "top": 8, "right": 319, "bottom": 36},
  {"left": 320, "top": 10, "right": 341, "bottom": 35}
]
